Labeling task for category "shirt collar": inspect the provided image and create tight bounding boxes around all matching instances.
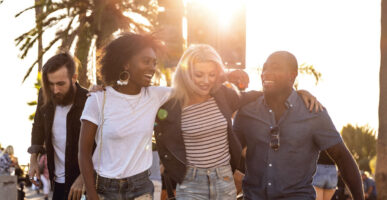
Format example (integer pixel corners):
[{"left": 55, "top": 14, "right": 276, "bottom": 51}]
[
  {"left": 285, "top": 89, "right": 298, "bottom": 109},
  {"left": 261, "top": 89, "right": 298, "bottom": 109}
]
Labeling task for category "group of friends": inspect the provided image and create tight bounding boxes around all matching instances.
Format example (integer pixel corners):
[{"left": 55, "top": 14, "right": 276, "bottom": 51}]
[{"left": 28, "top": 33, "right": 365, "bottom": 200}]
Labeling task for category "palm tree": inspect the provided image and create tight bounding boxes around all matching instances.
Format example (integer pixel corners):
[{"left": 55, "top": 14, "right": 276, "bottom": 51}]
[
  {"left": 16, "top": 0, "right": 158, "bottom": 88},
  {"left": 341, "top": 124, "right": 376, "bottom": 172},
  {"left": 376, "top": 0, "right": 387, "bottom": 199}
]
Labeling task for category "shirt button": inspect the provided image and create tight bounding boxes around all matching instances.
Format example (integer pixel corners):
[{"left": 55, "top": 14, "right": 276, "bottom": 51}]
[
  {"left": 164, "top": 154, "right": 168, "bottom": 158},
  {"left": 158, "top": 132, "right": 162, "bottom": 137},
  {"left": 269, "top": 109, "right": 273, "bottom": 113},
  {"left": 269, "top": 163, "right": 272, "bottom": 167},
  {"left": 268, "top": 182, "right": 272, "bottom": 186}
]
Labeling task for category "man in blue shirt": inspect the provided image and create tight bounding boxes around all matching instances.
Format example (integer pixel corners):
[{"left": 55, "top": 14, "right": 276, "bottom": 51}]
[
  {"left": 233, "top": 51, "right": 364, "bottom": 200},
  {"left": 361, "top": 171, "right": 377, "bottom": 200}
]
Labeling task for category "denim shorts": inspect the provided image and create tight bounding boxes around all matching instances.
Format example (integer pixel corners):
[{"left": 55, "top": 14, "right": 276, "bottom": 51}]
[
  {"left": 176, "top": 165, "right": 237, "bottom": 200},
  {"left": 96, "top": 170, "right": 154, "bottom": 200},
  {"left": 312, "top": 164, "right": 338, "bottom": 189}
]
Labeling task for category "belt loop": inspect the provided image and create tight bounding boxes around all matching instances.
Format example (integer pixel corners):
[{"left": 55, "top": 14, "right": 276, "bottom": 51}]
[
  {"left": 215, "top": 167, "right": 220, "bottom": 178},
  {"left": 192, "top": 167, "right": 197, "bottom": 180}
]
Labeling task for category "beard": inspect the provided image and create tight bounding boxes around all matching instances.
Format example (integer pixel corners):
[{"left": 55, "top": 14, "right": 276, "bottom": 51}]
[{"left": 51, "top": 81, "right": 75, "bottom": 106}]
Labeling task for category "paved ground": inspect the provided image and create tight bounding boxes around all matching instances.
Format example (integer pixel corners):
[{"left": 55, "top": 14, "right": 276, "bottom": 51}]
[{"left": 24, "top": 186, "right": 52, "bottom": 200}]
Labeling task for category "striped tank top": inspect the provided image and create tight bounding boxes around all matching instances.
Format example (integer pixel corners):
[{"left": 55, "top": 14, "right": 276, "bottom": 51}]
[{"left": 181, "top": 97, "right": 230, "bottom": 168}]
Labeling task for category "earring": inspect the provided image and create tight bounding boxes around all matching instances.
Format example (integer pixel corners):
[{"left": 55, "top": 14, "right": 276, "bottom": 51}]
[{"left": 117, "top": 71, "right": 130, "bottom": 86}]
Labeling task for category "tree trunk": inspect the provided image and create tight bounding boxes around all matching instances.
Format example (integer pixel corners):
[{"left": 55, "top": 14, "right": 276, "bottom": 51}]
[
  {"left": 376, "top": 0, "right": 387, "bottom": 199},
  {"left": 74, "top": 18, "right": 92, "bottom": 88},
  {"left": 35, "top": 0, "right": 43, "bottom": 72}
]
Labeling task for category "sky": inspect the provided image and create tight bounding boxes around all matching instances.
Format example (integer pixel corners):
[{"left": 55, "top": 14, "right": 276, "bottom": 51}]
[{"left": 0, "top": 0, "right": 381, "bottom": 165}]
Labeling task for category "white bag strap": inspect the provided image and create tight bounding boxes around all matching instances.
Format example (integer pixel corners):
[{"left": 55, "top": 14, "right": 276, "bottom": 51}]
[{"left": 95, "top": 91, "right": 106, "bottom": 188}]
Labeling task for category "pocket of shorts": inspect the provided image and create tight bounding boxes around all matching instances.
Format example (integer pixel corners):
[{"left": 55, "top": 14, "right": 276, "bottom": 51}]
[
  {"left": 96, "top": 182, "right": 106, "bottom": 194},
  {"left": 133, "top": 178, "right": 154, "bottom": 194}
]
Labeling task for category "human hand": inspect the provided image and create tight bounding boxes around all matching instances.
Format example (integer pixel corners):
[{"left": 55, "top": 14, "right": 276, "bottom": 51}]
[
  {"left": 68, "top": 175, "right": 85, "bottom": 200},
  {"left": 88, "top": 85, "right": 105, "bottom": 96},
  {"left": 297, "top": 90, "right": 324, "bottom": 112},
  {"left": 227, "top": 70, "right": 249, "bottom": 90},
  {"left": 28, "top": 154, "right": 41, "bottom": 186},
  {"left": 233, "top": 170, "right": 244, "bottom": 194}
]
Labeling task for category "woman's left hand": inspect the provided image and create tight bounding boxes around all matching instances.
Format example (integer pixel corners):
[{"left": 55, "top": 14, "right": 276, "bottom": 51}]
[{"left": 297, "top": 90, "right": 324, "bottom": 112}]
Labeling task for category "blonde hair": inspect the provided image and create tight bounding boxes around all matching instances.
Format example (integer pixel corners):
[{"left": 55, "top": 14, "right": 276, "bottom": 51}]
[
  {"left": 5, "top": 145, "right": 14, "bottom": 156},
  {"left": 170, "top": 44, "right": 226, "bottom": 106}
]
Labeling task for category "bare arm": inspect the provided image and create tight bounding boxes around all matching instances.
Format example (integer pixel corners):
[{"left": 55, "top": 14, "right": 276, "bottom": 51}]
[
  {"left": 78, "top": 120, "right": 98, "bottom": 200},
  {"left": 326, "top": 143, "right": 364, "bottom": 200}
]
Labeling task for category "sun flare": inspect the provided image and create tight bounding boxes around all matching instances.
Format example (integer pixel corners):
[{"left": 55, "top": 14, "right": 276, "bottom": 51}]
[{"left": 186, "top": 0, "right": 245, "bottom": 29}]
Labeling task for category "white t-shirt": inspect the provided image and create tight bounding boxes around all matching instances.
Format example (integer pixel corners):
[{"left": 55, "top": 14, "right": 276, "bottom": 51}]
[
  {"left": 81, "top": 86, "right": 171, "bottom": 179},
  {"left": 52, "top": 104, "right": 72, "bottom": 183}
]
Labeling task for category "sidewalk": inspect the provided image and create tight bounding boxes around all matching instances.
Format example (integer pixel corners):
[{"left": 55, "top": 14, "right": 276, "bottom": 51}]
[{"left": 24, "top": 186, "right": 52, "bottom": 200}]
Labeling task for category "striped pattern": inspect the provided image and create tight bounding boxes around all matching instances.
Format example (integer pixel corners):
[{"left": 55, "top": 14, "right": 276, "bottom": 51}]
[{"left": 181, "top": 98, "right": 230, "bottom": 168}]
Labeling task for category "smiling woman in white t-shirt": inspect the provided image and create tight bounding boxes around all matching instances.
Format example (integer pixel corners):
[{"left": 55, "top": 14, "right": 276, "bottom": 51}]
[{"left": 79, "top": 33, "right": 170, "bottom": 200}]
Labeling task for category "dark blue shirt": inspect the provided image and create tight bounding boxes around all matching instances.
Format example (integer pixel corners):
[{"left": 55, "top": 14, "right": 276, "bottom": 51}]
[
  {"left": 363, "top": 177, "right": 377, "bottom": 197},
  {"left": 233, "top": 90, "right": 343, "bottom": 200}
]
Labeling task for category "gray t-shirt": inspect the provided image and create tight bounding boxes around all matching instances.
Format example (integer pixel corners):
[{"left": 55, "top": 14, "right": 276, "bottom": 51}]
[{"left": 234, "top": 90, "right": 343, "bottom": 200}]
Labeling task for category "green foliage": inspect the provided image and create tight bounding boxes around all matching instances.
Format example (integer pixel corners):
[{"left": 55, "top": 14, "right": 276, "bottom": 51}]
[
  {"left": 16, "top": 0, "right": 159, "bottom": 84},
  {"left": 298, "top": 63, "right": 322, "bottom": 85},
  {"left": 341, "top": 124, "right": 377, "bottom": 171},
  {"left": 27, "top": 72, "right": 42, "bottom": 121},
  {"left": 257, "top": 63, "right": 322, "bottom": 90},
  {"left": 294, "top": 63, "right": 322, "bottom": 89}
]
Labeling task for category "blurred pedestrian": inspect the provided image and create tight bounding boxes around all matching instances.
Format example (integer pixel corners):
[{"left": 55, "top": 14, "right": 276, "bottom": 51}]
[
  {"left": 39, "top": 153, "right": 50, "bottom": 200},
  {"left": 361, "top": 171, "right": 377, "bottom": 200},
  {"left": 313, "top": 151, "right": 338, "bottom": 200},
  {"left": 0, "top": 145, "right": 12, "bottom": 175}
]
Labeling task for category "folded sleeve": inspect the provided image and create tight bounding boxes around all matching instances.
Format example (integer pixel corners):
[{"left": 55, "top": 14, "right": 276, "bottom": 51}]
[{"left": 80, "top": 93, "right": 101, "bottom": 126}]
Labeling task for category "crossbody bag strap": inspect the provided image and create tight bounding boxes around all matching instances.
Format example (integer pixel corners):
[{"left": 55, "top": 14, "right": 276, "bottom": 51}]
[{"left": 95, "top": 91, "right": 106, "bottom": 188}]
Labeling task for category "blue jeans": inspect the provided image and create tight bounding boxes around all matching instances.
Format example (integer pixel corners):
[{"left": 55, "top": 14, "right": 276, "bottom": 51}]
[
  {"left": 312, "top": 164, "right": 338, "bottom": 189},
  {"left": 176, "top": 165, "right": 237, "bottom": 200},
  {"left": 96, "top": 170, "right": 154, "bottom": 200}
]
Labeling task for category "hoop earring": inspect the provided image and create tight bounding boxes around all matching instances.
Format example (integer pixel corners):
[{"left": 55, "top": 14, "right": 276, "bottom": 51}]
[{"left": 117, "top": 71, "right": 130, "bottom": 86}]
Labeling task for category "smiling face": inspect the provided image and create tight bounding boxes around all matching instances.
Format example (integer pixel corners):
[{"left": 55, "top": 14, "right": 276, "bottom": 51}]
[
  {"left": 191, "top": 61, "right": 218, "bottom": 97},
  {"left": 261, "top": 52, "right": 298, "bottom": 95},
  {"left": 126, "top": 47, "right": 157, "bottom": 88}
]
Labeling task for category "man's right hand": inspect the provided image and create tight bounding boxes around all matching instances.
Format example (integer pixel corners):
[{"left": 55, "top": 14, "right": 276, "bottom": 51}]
[
  {"left": 29, "top": 154, "right": 41, "bottom": 186},
  {"left": 87, "top": 85, "right": 105, "bottom": 95}
]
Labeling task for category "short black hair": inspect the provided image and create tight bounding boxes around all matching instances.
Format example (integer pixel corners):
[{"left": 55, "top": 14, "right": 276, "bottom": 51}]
[
  {"left": 41, "top": 52, "right": 76, "bottom": 105},
  {"left": 99, "top": 33, "right": 162, "bottom": 85}
]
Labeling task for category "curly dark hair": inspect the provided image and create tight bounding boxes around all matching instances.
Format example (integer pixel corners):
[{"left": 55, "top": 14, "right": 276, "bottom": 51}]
[{"left": 99, "top": 33, "right": 163, "bottom": 85}]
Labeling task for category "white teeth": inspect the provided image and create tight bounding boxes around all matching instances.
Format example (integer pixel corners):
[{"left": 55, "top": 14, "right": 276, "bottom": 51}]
[{"left": 144, "top": 74, "right": 153, "bottom": 78}]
